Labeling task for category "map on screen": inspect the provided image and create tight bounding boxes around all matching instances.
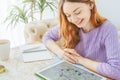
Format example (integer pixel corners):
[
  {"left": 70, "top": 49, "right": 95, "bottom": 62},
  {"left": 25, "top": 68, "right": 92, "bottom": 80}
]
[{"left": 35, "top": 61, "right": 106, "bottom": 80}]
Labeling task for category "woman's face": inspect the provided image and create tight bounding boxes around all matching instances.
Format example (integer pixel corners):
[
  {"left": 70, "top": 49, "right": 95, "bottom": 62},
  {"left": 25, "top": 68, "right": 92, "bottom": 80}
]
[{"left": 63, "top": 2, "right": 92, "bottom": 28}]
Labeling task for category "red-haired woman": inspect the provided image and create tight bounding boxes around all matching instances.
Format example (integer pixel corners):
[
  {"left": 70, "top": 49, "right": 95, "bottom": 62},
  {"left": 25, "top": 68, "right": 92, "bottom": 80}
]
[{"left": 42, "top": 0, "right": 120, "bottom": 79}]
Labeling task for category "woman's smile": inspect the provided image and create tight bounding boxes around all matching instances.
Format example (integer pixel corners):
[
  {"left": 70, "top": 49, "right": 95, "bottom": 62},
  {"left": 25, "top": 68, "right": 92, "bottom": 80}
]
[{"left": 76, "top": 19, "right": 84, "bottom": 27}]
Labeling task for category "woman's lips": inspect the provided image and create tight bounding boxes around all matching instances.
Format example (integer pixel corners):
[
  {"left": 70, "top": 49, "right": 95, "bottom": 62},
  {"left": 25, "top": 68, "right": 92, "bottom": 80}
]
[{"left": 77, "top": 19, "right": 84, "bottom": 26}]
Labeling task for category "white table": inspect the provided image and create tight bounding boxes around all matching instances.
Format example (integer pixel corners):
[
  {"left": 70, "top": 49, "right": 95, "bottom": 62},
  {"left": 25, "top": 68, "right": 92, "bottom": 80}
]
[
  {"left": 0, "top": 47, "right": 111, "bottom": 80},
  {"left": 0, "top": 47, "right": 54, "bottom": 80}
]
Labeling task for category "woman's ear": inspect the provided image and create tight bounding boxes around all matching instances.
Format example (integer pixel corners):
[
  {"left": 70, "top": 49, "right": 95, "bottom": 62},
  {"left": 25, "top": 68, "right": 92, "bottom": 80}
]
[
  {"left": 90, "top": 3, "right": 94, "bottom": 9},
  {"left": 89, "top": 0, "right": 94, "bottom": 9},
  {"left": 89, "top": 2, "right": 94, "bottom": 10},
  {"left": 90, "top": 0, "right": 94, "bottom": 2}
]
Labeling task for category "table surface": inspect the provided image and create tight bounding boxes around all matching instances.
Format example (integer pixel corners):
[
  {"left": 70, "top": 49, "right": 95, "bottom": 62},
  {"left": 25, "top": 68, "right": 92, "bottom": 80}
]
[
  {"left": 0, "top": 46, "right": 111, "bottom": 80},
  {"left": 0, "top": 47, "right": 54, "bottom": 80}
]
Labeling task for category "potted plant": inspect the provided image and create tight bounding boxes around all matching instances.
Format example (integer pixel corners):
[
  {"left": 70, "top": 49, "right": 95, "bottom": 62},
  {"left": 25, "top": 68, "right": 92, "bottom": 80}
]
[
  {"left": 36, "top": 0, "right": 58, "bottom": 20},
  {"left": 4, "top": 0, "right": 58, "bottom": 27},
  {"left": 3, "top": 5, "right": 29, "bottom": 28},
  {"left": 23, "top": 0, "right": 58, "bottom": 20}
]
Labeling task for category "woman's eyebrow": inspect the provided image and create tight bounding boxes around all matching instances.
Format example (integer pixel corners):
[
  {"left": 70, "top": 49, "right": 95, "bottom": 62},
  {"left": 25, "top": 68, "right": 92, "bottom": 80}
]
[
  {"left": 73, "top": 7, "right": 81, "bottom": 12},
  {"left": 64, "top": 7, "right": 81, "bottom": 15}
]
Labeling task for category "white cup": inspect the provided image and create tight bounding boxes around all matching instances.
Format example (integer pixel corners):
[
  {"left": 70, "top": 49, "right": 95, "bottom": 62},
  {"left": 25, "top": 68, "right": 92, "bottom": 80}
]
[{"left": 0, "top": 39, "right": 10, "bottom": 61}]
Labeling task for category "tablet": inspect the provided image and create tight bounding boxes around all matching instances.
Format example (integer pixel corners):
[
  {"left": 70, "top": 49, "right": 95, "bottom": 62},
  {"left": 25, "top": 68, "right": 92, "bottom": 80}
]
[{"left": 35, "top": 61, "right": 106, "bottom": 80}]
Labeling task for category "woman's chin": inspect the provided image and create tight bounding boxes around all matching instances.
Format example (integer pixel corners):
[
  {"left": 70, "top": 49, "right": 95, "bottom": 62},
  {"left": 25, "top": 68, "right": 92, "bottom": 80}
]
[{"left": 77, "top": 25, "right": 83, "bottom": 28}]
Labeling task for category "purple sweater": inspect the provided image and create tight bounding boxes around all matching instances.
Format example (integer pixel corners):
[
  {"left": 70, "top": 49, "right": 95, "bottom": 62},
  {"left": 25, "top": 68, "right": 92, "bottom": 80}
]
[{"left": 42, "top": 20, "right": 120, "bottom": 80}]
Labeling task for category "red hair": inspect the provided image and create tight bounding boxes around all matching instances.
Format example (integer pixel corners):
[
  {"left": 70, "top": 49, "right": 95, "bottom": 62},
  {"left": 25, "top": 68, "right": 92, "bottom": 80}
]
[{"left": 59, "top": 0, "right": 107, "bottom": 48}]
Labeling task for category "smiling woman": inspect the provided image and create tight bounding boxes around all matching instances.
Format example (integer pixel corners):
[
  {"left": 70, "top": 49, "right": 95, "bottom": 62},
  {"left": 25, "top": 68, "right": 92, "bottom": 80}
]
[
  {"left": 63, "top": 2, "right": 93, "bottom": 29},
  {"left": 42, "top": 0, "right": 120, "bottom": 80}
]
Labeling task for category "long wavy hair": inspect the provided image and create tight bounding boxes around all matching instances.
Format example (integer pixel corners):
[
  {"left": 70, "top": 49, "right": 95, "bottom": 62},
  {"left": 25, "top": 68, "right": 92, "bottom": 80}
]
[{"left": 59, "top": 0, "right": 107, "bottom": 48}]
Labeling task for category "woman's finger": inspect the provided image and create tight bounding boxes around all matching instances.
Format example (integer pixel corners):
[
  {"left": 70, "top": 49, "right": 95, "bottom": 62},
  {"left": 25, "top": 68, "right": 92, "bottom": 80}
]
[
  {"left": 64, "top": 52, "right": 77, "bottom": 61},
  {"left": 62, "top": 54, "right": 76, "bottom": 63},
  {"left": 64, "top": 48, "right": 80, "bottom": 56},
  {"left": 63, "top": 56, "right": 76, "bottom": 63}
]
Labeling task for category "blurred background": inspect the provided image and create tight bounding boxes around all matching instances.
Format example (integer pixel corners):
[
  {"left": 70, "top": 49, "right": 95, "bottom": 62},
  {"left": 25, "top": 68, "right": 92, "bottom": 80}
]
[{"left": 0, "top": 0, "right": 120, "bottom": 48}]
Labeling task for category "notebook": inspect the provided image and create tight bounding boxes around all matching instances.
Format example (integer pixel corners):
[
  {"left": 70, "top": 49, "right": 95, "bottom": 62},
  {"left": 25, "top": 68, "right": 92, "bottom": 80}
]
[
  {"left": 21, "top": 43, "right": 47, "bottom": 53},
  {"left": 35, "top": 61, "right": 107, "bottom": 80},
  {"left": 21, "top": 43, "right": 53, "bottom": 62}
]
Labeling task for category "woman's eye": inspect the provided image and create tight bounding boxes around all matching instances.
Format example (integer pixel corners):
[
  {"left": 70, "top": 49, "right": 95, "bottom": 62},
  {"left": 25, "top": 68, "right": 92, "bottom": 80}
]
[
  {"left": 66, "top": 15, "right": 71, "bottom": 17},
  {"left": 75, "top": 11, "right": 81, "bottom": 15}
]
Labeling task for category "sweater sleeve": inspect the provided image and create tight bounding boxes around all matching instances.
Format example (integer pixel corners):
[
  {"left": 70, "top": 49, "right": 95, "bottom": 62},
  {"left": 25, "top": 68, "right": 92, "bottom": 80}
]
[
  {"left": 42, "top": 26, "right": 60, "bottom": 45},
  {"left": 97, "top": 25, "right": 120, "bottom": 80}
]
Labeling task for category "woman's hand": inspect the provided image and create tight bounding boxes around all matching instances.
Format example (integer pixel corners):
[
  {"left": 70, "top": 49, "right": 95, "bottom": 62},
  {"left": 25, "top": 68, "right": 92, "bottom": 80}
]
[
  {"left": 63, "top": 48, "right": 100, "bottom": 73},
  {"left": 59, "top": 48, "right": 83, "bottom": 64}
]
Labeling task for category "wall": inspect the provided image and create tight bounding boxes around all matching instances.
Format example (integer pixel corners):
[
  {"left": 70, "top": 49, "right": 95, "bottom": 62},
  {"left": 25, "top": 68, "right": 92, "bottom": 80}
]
[{"left": 96, "top": 0, "right": 120, "bottom": 26}]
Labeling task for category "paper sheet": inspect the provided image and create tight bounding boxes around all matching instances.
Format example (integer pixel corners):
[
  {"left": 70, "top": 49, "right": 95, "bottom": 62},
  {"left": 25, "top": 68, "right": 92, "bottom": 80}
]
[
  {"left": 22, "top": 50, "right": 53, "bottom": 62},
  {"left": 20, "top": 43, "right": 53, "bottom": 62}
]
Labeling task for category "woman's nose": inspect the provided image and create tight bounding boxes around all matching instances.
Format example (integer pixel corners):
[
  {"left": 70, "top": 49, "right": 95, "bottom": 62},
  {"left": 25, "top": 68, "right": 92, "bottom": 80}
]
[{"left": 71, "top": 15, "right": 79, "bottom": 24}]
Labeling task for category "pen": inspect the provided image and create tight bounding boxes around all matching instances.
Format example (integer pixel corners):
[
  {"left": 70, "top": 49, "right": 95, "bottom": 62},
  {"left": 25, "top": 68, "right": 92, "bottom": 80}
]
[
  {"left": 24, "top": 46, "right": 40, "bottom": 51},
  {"left": 23, "top": 49, "right": 47, "bottom": 53}
]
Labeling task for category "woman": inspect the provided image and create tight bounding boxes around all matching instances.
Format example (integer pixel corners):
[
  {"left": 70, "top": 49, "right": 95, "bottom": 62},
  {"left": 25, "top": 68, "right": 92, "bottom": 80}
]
[{"left": 42, "top": 0, "right": 120, "bottom": 79}]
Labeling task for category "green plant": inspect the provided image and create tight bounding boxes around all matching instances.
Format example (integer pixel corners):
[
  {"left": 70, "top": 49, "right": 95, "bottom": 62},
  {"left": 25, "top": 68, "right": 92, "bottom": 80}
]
[
  {"left": 4, "top": 0, "right": 58, "bottom": 27},
  {"left": 36, "top": 0, "right": 58, "bottom": 20},
  {"left": 23, "top": 0, "right": 36, "bottom": 21},
  {"left": 23, "top": 0, "right": 58, "bottom": 20},
  {"left": 4, "top": 5, "right": 28, "bottom": 27}
]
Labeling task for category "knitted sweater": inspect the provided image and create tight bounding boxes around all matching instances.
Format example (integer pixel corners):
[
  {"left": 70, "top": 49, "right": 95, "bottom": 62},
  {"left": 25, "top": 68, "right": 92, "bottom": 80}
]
[{"left": 42, "top": 20, "right": 120, "bottom": 80}]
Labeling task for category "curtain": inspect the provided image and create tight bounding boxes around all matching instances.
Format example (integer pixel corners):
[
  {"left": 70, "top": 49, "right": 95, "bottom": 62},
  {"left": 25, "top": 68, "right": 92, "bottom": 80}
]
[{"left": 0, "top": 0, "right": 25, "bottom": 48}]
